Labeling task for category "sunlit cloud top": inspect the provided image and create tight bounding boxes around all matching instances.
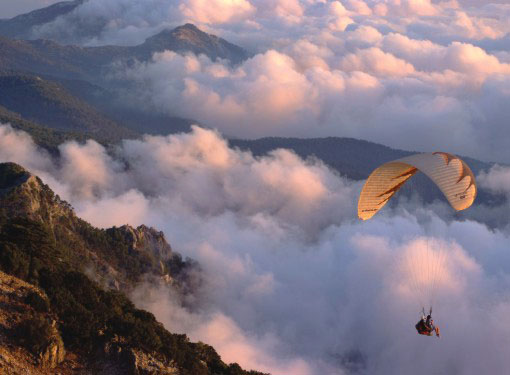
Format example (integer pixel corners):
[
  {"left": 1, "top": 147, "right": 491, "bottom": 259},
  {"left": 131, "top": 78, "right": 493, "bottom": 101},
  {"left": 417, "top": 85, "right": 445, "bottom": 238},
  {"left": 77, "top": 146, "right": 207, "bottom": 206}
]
[{"left": 9, "top": 0, "right": 510, "bottom": 160}]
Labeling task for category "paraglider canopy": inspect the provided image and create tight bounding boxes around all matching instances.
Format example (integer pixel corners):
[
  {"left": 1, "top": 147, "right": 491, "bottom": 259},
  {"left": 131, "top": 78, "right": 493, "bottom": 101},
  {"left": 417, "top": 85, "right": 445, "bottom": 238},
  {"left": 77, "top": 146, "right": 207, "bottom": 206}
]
[{"left": 358, "top": 152, "right": 477, "bottom": 220}]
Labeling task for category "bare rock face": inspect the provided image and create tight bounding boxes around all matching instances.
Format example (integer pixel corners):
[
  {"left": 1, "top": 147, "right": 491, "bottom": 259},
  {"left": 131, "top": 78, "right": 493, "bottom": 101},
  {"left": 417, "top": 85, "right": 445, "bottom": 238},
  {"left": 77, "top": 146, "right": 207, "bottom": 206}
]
[
  {"left": 37, "top": 323, "right": 66, "bottom": 369},
  {"left": 130, "top": 348, "right": 180, "bottom": 375},
  {"left": 118, "top": 224, "right": 174, "bottom": 261},
  {"left": 0, "top": 162, "right": 74, "bottom": 225},
  {"left": 0, "top": 271, "right": 65, "bottom": 373},
  {"left": 101, "top": 338, "right": 180, "bottom": 375}
]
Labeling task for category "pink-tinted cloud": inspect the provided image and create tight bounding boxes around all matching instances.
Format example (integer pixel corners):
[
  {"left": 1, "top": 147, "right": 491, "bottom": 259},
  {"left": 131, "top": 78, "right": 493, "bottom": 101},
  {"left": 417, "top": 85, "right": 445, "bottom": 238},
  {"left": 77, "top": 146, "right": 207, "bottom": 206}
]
[
  {"left": 180, "top": 0, "right": 255, "bottom": 24},
  {"left": 3, "top": 125, "right": 510, "bottom": 374}
]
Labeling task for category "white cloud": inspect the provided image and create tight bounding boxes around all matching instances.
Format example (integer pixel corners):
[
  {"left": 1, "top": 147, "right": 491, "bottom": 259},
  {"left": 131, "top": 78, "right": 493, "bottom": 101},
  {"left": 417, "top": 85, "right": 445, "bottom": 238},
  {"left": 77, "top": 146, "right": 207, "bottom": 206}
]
[
  {"left": 118, "top": 41, "right": 510, "bottom": 161},
  {"left": 384, "top": 0, "right": 438, "bottom": 16},
  {"left": 0, "top": 125, "right": 53, "bottom": 173},
  {"left": 3, "top": 125, "right": 510, "bottom": 374},
  {"left": 478, "top": 165, "right": 510, "bottom": 196},
  {"left": 58, "top": 140, "right": 125, "bottom": 199},
  {"left": 10, "top": 0, "right": 510, "bottom": 163},
  {"left": 344, "top": 0, "right": 372, "bottom": 16},
  {"left": 338, "top": 47, "right": 416, "bottom": 77},
  {"left": 179, "top": 0, "right": 255, "bottom": 24},
  {"left": 328, "top": 1, "right": 355, "bottom": 31}
]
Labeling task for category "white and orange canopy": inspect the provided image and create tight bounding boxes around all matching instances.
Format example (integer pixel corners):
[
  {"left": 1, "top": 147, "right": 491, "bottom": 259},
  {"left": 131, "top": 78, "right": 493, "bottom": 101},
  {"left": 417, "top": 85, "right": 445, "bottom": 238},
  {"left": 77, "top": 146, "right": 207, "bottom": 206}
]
[{"left": 358, "top": 152, "right": 477, "bottom": 220}]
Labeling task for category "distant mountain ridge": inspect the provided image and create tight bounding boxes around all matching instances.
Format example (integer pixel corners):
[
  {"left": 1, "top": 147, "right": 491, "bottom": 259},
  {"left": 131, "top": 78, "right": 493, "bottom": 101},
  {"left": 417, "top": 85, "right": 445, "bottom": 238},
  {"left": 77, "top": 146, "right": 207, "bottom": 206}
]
[
  {"left": 230, "top": 137, "right": 492, "bottom": 180},
  {"left": 0, "top": 3, "right": 249, "bottom": 141},
  {"left": 0, "top": 105, "right": 92, "bottom": 154},
  {"left": 140, "top": 24, "right": 250, "bottom": 64},
  {"left": 230, "top": 136, "right": 501, "bottom": 211},
  {"left": 0, "top": 0, "right": 500, "bottom": 213},
  {"left": 0, "top": 0, "right": 84, "bottom": 38},
  {"left": 0, "top": 1, "right": 249, "bottom": 66},
  {"left": 0, "top": 72, "right": 136, "bottom": 140},
  {"left": 0, "top": 25, "right": 248, "bottom": 82}
]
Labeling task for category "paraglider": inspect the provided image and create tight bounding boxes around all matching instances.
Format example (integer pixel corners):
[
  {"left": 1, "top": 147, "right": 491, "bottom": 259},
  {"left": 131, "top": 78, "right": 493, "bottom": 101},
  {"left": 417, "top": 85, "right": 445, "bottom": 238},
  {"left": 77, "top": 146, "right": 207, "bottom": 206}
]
[
  {"left": 415, "top": 308, "right": 440, "bottom": 338},
  {"left": 357, "top": 152, "right": 477, "bottom": 338},
  {"left": 358, "top": 152, "right": 477, "bottom": 220}
]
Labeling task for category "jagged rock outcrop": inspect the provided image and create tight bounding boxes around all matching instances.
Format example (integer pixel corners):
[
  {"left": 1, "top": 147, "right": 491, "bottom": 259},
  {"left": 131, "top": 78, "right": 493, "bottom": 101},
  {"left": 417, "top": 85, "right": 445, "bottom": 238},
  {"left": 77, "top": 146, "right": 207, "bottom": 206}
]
[
  {"left": 0, "top": 271, "right": 65, "bottom": 373},
  {"left": 0, "top": 162, "right": 193, "bottom": 293},
  {"left": 118, "top": 224, "right": 173, "bottom": 262},
  {"left": 130, "top": 348, "right": 179, "bottom": 375},
  {"left": 0, "top": 162, "right": 74, "bottom": 225},
  {"left": 38, "top": 321, "right": 66, "bottom": 369},
  {"left": 100, "top": 337, "right": 180, "bottom": 375}
]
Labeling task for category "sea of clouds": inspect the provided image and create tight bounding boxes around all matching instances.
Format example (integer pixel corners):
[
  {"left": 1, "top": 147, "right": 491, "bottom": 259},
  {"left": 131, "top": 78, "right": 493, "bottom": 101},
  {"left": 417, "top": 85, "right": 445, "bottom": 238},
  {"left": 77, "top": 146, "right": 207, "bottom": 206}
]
[
  {"left": 14, "top": 0, "right": 510, "bottom": 162},
  {"left": 2, "top": 124, "right": 510, "bottom": 374},
  {"left": 3, "top": 0, "right": 510, "bottom": 373}
]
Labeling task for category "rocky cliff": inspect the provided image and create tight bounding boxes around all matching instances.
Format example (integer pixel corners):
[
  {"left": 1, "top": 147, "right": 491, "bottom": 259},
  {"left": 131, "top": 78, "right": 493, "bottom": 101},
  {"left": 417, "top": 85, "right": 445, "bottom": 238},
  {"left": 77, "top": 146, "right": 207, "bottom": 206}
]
[
  {"left": 0, "top": 162, "right": 267, "bottom": 375},
  {"left": 0, "top": 270, "right": 65, "bottom": 373},
  {"left": 0, "top": 162, "right": 195, "bottom": 293}
]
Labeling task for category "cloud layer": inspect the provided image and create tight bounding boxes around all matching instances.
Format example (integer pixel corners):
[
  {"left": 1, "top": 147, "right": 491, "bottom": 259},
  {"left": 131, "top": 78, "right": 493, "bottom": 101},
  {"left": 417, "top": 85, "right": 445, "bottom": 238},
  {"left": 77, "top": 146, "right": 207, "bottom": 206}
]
[
  {"left": 2, "top": 124, "right": 510, "bottom": 374},
  {"left": 121, "top": 35, "right": 510, "bottom": 162},
  {"left": 5, "top": 0, "right": 508, "bottom": 162}
]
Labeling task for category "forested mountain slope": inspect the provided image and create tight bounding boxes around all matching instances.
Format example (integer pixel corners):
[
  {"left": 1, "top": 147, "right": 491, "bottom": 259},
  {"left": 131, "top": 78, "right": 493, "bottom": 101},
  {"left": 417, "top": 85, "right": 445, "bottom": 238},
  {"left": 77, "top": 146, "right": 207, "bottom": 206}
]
[
  {"left": 0, "top": 162, "right": 266, "bottom": 375},
  {"left": 0, "top": 73, "right": 136, "bottom": 140}
]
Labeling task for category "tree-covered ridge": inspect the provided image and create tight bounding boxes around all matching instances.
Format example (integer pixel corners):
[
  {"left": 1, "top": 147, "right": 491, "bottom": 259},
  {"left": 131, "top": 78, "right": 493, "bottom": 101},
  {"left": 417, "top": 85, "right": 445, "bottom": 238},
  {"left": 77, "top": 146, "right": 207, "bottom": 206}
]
[
  {"left": 230, "top": 136, "right": 497, "bottom": 206},
  {"left": 0, "top": 105, "right": 93, "bottom": 153},
  {"left": 0, "top": 0, "right": 85, "bottom": 39},
  {"left": 0, "top": 71, "right": 194, "bottom": 147},
  {"left": 0, "top": 162, "right": 268, "bottom": 374},
  {"left": 0, "top": 24, "right": 248, "bottom": 83},
  {"left": 0, "top": 162, "right": 194, "bottom": 291},
  {"left": 0, "top": 72, "right": 136, "bottom": 141}
]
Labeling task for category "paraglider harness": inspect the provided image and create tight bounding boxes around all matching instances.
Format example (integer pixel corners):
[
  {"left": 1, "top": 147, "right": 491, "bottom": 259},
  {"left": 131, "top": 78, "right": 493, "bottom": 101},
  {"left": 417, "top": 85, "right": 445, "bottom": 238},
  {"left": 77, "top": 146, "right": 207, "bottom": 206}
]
[{"left": 415, "top": 308, "right": 440, "bottom": 337}]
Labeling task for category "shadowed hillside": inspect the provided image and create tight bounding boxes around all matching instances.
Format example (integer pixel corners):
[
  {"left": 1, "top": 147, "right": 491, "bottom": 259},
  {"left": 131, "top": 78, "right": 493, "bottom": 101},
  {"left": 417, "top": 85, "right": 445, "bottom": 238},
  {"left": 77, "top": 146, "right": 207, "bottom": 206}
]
[
  {"left": 0, "top": 1, "right": 85, "bottom": 39},
  {"left": 0, "top": 73, "right": 136, "bottom": 140}
]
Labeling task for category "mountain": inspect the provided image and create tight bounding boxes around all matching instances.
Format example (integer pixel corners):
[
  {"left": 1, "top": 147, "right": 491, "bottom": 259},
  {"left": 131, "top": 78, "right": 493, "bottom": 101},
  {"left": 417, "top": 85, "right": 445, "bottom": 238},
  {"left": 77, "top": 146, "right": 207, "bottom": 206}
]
[
  {"left": 51, "top": 75, "right": 196, "bottom": 135},
  {"left": 0, "top": 70, "right": 193, "bottom": 141},
  {"left": 0, "top": 0, "right": 250, "bottom": 65},
  {"left": 0, "top": 22, "right": 247, "bottom": 137},
  {"left": 0, "top": 36, "right": 123, "bottom": 82},
  {"left": 0, "top": 269, "right": 66, "bottom": 372},
  {"left": 230, "top": 137, "right": 493, "bottom": 180},
  {"left": 0, "top": 26, "right": 248, "bottom": 83},
  {"left": 0, "top": 162, "right": 267, "bottom": 374},
  {"left": 137, "top": 24, "right": 250, "bottom": 64},
  {"left": 0, "top": 0, "right": 84, "bottom": 39},
  {"left": 0, "top": 6, "right": 249, "bottom": 138},
  {"left": 0, "top": 162, "right": 192, "bottom": 293},
  {"left": 0, "top": 72, "right": 136, "bottom": 141},
  {"left": 0, "top": 105, "right": 92, "bottom": 153},
  {"left": 230, "top": 136, "right": 499, "bottom": 207}
]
